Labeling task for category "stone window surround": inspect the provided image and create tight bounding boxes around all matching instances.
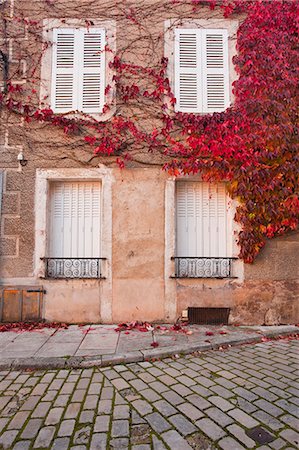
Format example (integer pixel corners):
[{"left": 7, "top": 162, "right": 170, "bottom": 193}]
[
  {"left": 40, "top": 18, "right": 116, "bottom": 121},
  {"left": 164, "top": 18, "right": 240, "bottom": 110},
  {"left": 34, "top": 167, "right": 113, "bottom": 321},
  {"left": 164, "top": 176, "right": 244, "bottom": 322}
]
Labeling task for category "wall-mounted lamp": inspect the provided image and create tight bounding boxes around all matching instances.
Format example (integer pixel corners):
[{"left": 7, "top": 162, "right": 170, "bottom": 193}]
[{"left": 17, "top": 151, "right": 28, "bottom": 167}]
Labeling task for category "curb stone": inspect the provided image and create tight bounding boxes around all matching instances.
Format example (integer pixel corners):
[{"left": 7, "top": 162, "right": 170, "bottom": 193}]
[{"left": 0, "top": 326, "right": 298, "bottom": 370}]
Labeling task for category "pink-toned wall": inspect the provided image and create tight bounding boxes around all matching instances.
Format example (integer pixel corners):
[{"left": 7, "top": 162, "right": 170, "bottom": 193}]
[{"left": 0, "top": 0, "right": 298, "bottom": 325}]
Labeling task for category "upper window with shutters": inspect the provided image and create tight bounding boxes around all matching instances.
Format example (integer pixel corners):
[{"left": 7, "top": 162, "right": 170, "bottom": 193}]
[
  {"left": 165, "top": 19, "right": 239, "bottom": 114},
  {"left": 41, "top": 19, "right": 116, "bottom": 119}
]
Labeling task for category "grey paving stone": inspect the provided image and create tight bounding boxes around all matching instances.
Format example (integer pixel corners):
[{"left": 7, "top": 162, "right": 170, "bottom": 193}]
[
  {"left": 88, "top": 382, "right": 102, "bottom": 395},
  {"left": 111, "top": 378, "right": 130, "bottom": 390},
  {"left": 214, "top": 377, "right": 237, "bottom": 389},
  {"left": 57, "top": 419, "right": 75, "bottom": 437},
  {"left": 90, "top": 433, "right": 107, "bottom": 450},
  {"left": 132, "top": 410, "right": 146, "bottom": 425},
  {"left": 252, "top": 410, "right": 284, "bottom": 431},
  {"left": 216, "top": 370, "right": 236, "bottom": 380},
  {"left": 34, "top": 426, "right": 56, "bottom": 448},
  {"left": 147, "top": 367, "right": 164, "bottom": 377},
  {"left": 73, "top": 425, "right": 91, "bottom": 444},
  {"left": 233, "top": 387, "right": 258, "bottom": 402},
  {"left": 218, "top": 436, "right": 246, "bottom": 450},
  {"left": 140, "top": 388, "right": 161, "bottom": 402},
  {"left": 228, "top": 408, "right": 259, "bottom": 428},
  {"left": 109, "top": 437, "right": 129, "bottom": 448},
  {"left": 168, "top": 413, "right": 197, "bottom": 436},
  {"left": 52, "top": 437, "right": 71, "bottom": 449},
  {"left": 0, "top": 430, "right": 18, "bottom": 449},
  {"left": 21, "top": 418, "right": 43, "bottom": 439},
  {"left": 210, "top": 385, "right": 234, "bottom": 399},
  {"left": 205, "top": 407, "right": 234, "bottom": 427},
  {"left": 32, "top": 401, "right": 52, "bottom": 418},
  {"left": 176, "top": 375, "right": 196, "bottom": 387},
  {"left": 72, "top": 390, "right": 86, "bottom": 402},
  {"left": 83, "top": 394, "right": 98, "bottom": 410},
  {"left": 94, "top": 415, "right": 110, "bottom": 432},
  {"left": 150, "top": 381, "right": 169, "bottom": 393},
  {"left": 186, "top": 393, "right": 211, "bottom": 410},
  {"left": 132, "top": 399, "right": 153, "bottom": 416},
  {"left": 97, "top": 399, "right": 112, "bottom": 414},
  {"left": 191, "top": 385, "right": 213, "bottom": 398},
  {"left": 145, "top": 412, "right": 171, "bottom": 433},
  {"left": 209, "top": 396, "right": 234, "bottom": 412},
  {"left": 279, "top": 429, "right": 299, "bottom": 447},
  {"left": 77, "top": 379, "right": 90, "bottom": 390},
  {"left": 195, "top": 417, "right": 226, "bottom": 440},
  {"left": 113, "top": 404, "right": 130, "bottom": 419},
  {"left": 64, "top": 402, "right": 81, "bottom": 419},
  {"left": 254, "top": 387, "right": 279, "bottom": 402},
  {"left": 7, "top": 410, "right": 30, "bottom": 429},
  {"left": 153, "top": 400, "right": 177, "bottom": 417},
  {"left": 79, "top": 410, "right": 94, "bottom": 424},
  {"left": 161, "top": 390, "right": 184, "bottom": 405},
  {"left": 269, "top": 386, "right": 291, "bottom": 399},
  {"left": 0, "top": 417, "right": 9, "bottom": 430},
  {"left": 54, "top": 394, "right": 70, "bottom": 407},
  {"left": 280, "top": 414, "right": 299, "bottom": 430},
  {"left": 158, "top": 375, "right": 177, "bottom": 386},
  {"left": 45, "top": 407, "right": 64, "bottom": 425},
  {"left": 227, "top": 424, "right": 255, "bottom": 448},
  {"left": 132, "top": 445, "right": 151, "bottom": 450},
  {"left": 111, "top": 419, "right": 129, "bottom": 437},
  {"left": 254, "top": 399, "right": 284, "bottom": 417},
  {"left": 177, "top": 402, "right": 204, "bottom": 421},
  {"left": 275, "top": 399, "right": 298, "bottom": 415},
  {"left": 20, "top": 396, "right": 41, "bottom": 411},
  {"left": 161, "top": 429, "right": 193, "bottom": 450},
  {"left": 13, "top": 441, "right": 31, "bottom": 450},
  {"left": 171, "top": 384, "right": 193, "bottom": 397},
  {"left": 269, "top": 438, "right": 287, "bottom": 449}
]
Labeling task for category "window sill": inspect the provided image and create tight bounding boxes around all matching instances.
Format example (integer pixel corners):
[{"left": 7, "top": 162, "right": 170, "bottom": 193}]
[{"left": 170, "top": 276, "right": 238, "bottom": 280}]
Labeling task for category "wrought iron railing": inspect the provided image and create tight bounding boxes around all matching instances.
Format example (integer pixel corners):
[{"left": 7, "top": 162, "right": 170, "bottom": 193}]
[
  {"left": 172, "top": 257, "right": 237, "bottom": 278},
  {"left": 41, "top": 258, "right": 106, "bottom": 279}
]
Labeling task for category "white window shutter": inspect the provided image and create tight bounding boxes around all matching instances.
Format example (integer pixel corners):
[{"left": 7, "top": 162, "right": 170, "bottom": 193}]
[
  {"left": 176, "top": 182, "right": 230, "bottom": 258},
  {"left": 49, "top": 182, "right": 101, "bottom": 258},
  {"left": 77, "top": 29, "right": 105, "bottom": 113},
  {"left": 202, "top": 29, "right": 230, "bottom": 113},
  {"left": 175, "top": 29, "right": 201, "bottom": 113},
  {"left": 51, "top": 29, "right": 76, "bottom": 112}
]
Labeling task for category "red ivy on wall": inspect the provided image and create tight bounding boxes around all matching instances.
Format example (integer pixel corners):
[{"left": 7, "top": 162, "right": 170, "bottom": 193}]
[{"left": 0, "top": 0, "right": 298, "bottom": 262}]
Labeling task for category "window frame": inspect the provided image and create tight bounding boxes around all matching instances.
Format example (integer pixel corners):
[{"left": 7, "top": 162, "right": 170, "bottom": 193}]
[
  {"left": 164, "top": 18, "right": 239, "bottom": 114},
  {"left": 41, "top": 19, "right": 116, "bottom": 120},
  {"left": 34, "top": 168, "right": 113, "bottom": 280}
]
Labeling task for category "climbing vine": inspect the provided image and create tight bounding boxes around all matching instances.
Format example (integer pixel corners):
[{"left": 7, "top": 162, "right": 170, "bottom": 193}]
[{"left": 0, "top": 0, "right": 298, "bottom": 262}]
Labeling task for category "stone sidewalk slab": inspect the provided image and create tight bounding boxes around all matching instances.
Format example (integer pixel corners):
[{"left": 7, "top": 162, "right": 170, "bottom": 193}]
[{"left": 0, "top": 324, "right": 298, "bottom": 370}]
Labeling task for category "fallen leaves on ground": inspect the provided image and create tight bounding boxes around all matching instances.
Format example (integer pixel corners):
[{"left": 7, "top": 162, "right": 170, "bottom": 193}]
[{"left": 0, "top": 322, "right": 68, "bottom": 333}]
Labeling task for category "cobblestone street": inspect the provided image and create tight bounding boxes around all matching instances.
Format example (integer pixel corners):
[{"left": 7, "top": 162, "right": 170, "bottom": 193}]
[{"left": 0, "top": 339, "right": 298, "bottom": 449}]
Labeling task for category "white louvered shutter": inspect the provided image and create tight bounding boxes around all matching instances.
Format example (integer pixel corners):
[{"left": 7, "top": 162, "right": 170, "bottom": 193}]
[
  {"left": 52, "top": 28, "right": 105, "bottom": 113},
  {"left": 175, "top": 29, "right": 229, "bottom": 113},
  {"left": 202, "top": 29, "right": 229, "bottom": 112},
  {"left": 175, "top": 29, "right": 201, "bottom": 113},
  {"left": 49, "top": 182, "right": 101, "bottom": 257},
  {"left": 176, "top": 182, "right": 230, "bottom": 257},
  {"left": 79, "top": 29, "right": 105, "bottom": 113},
  {"left": 52, "top": 29, "right": 76, "bottom": 112}
]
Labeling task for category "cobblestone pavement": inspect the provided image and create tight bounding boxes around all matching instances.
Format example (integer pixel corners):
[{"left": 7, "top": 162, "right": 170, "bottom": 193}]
[{"left": 0, "top": 339, "right": 298, "bottom": 449}]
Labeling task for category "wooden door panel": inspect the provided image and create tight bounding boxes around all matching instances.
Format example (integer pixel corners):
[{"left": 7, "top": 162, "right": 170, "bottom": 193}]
[{"left": 1, "top": 289, "right": 21, "bottom": 322}]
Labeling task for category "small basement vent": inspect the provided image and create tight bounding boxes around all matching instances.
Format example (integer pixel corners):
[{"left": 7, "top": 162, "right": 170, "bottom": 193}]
[{"left": 188, "top": 307, "right": 230, "bottom": 325}]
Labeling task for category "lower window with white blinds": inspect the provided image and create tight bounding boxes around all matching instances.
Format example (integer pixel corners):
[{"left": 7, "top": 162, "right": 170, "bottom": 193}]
[
  {"left": 44, "top": 181, "right": 104, "bottom": 279},
  {"left": 174, "top": 181, "right": 236, "bottom": 278}
]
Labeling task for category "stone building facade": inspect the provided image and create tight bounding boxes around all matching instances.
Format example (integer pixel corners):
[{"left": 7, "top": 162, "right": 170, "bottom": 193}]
[{"left": 0, "top": 0, "right": 298, "bottom": 325}]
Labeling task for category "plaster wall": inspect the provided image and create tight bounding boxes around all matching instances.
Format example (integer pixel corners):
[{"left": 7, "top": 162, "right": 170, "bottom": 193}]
[{"left": 0, "top": 0, "right": 298, "bottom": 325}]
